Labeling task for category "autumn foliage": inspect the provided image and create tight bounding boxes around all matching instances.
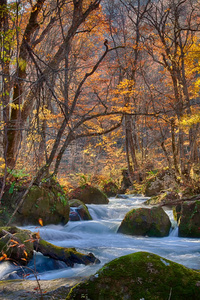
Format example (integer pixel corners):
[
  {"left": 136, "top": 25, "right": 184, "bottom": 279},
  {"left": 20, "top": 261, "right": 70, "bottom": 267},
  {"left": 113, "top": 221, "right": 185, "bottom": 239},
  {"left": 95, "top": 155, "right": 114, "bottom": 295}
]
[{"left": 0, "top": 0, "right": 200, "bottom": 193}]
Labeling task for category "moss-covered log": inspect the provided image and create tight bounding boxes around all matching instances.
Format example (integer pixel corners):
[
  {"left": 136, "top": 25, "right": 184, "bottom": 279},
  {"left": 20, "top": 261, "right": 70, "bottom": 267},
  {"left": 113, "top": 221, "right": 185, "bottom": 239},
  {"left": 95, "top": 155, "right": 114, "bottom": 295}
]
[
  {"left": 0, "top": 227, "right": 100, "bottom": 269},
  {"left": 33, "top": 237, "right": 100, "bottom": 267}
]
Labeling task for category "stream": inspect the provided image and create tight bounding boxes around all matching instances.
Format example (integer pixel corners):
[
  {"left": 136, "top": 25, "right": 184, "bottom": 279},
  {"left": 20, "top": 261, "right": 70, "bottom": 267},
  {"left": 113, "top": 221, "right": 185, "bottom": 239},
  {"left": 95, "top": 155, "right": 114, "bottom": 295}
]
[{"left": 0, "top": 195, "right": 200, "bottom": 281}]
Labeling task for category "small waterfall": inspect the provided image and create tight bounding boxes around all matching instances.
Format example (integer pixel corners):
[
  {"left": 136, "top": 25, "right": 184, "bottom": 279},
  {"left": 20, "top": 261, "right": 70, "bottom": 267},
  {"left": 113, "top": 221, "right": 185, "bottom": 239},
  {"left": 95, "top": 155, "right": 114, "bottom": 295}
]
[{"left": 170, "top": 225, "right": 179, "bottom": 237}]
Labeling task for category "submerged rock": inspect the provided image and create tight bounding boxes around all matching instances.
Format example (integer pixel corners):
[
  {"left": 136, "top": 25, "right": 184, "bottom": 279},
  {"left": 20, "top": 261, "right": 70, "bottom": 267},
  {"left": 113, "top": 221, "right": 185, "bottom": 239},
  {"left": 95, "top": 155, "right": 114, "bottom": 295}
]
[
  {"left": 66, "top": 252, "right": 200, "bottom": 300},
  {"left": 178, "top": 200, "right": 200, "bottom": 237},
  {"left": 69, "top": 199, "right": 92, "bottom": 221},
  {"left": 69, "top": 184, "right": 109, "bottom": 205},
  {"left": 117, "top": 207, "right": 171, "bottom": 237}
]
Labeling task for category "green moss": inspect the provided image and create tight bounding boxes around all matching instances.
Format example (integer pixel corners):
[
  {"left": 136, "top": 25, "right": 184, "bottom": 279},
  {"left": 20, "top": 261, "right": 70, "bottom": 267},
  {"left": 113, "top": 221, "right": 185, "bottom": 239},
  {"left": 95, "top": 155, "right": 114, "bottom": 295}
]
[
  {"left": 118, "top": 207, "right": 171, "bottom": 237},
  {"left": 179, "top": 200, "right": 200, "bottom": 237},
  {"left": 66, "top": 252, "right": 200, "bottom": 300},
  {"left": 0, "top": 227, "right": 34, "bottom": 265},
  {"left": 1, "top": 181, "right": 70, "bottom": 226}
]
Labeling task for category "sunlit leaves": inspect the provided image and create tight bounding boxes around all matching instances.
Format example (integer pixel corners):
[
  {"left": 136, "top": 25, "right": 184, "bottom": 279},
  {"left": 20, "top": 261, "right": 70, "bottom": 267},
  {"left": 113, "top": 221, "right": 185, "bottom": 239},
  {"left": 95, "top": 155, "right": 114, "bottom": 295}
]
[{"left": 38, "top": 218, "right": 43, "bottom": 226}]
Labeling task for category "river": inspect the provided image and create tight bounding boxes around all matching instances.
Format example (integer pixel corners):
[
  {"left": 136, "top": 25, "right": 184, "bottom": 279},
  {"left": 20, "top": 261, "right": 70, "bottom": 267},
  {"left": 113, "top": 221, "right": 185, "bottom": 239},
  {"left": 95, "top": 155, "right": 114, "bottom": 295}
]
[{"left": 0, "top": 195, "right": 200, "bottom": 280}]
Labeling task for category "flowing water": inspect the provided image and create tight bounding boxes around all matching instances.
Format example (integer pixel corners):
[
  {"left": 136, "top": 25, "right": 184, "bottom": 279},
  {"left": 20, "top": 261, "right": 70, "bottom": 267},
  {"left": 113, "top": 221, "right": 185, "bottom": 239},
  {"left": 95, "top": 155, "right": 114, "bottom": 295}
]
[{"left": 0, "top": 195, "right": 200, "bottom": 280}]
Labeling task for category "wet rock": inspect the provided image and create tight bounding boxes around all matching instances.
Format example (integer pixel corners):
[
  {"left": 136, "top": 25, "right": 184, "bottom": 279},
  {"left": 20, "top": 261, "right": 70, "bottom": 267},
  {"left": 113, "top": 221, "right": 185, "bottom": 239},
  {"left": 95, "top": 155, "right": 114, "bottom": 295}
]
[
  {"left": 116, "top": 194, "right": 129, "bottom": 199},
  {"left": 69, "top": 199, "right": 92, "bottom": 221},
  {"left": 69, "top": 210, "right": 80, "bottom": 221},
  {"left": 69, "top": 184, "right": 108, "bottom": 205},
  {"left": 0, "top": 278, "right": 82, "bottom": 300},
  {"left": 66, "top": 252, "right": 200, "bottom": 300},
  {"left": 118, "top": 207, "right": 171, "bottom": 237},
  {"left": 178, "top": 200, "right": 200, "bottom": 237}
]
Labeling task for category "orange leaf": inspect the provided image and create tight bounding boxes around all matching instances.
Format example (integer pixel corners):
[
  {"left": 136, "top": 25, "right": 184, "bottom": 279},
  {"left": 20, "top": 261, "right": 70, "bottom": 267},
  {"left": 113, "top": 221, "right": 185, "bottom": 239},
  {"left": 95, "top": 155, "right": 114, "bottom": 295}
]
[
  {"left": 38, "top": 218, "right": 43, "bottom": 226},
  {"left": 21, "top": 258, "right": 27, "bottom": 261},
  {"left": 10, "top": 239, "right": 18, "bottom": 244},
  {"left": 24, "top": 250, "right": 28, "bottom": 257},
  {"left": 35, "top": 231, "right": 40, "bottom": 239}
]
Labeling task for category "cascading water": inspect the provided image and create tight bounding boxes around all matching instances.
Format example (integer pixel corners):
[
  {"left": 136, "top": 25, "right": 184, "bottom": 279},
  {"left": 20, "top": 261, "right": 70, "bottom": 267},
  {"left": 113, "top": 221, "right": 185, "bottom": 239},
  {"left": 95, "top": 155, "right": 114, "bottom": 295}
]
[{"left": 0, "top": 195, "right": 199, "bottom": 281}]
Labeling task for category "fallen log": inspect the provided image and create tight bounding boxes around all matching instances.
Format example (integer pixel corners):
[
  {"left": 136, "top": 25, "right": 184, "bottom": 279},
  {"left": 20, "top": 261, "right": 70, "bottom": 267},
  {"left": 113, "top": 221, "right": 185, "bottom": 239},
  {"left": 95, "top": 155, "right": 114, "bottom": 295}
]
[
  {"left": 33, "top": 236, "right": 100, "bottom": 267},
  {"left": 0, "top": 227, "right": 100, "bottom": 269}
]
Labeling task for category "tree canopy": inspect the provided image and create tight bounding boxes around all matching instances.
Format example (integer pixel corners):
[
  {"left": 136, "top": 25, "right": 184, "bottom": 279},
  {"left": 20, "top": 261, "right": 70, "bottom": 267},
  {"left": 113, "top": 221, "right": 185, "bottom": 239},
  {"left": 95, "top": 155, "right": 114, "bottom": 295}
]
[{"left": 0, "top": 0, "right": 200, "bottom": 192}]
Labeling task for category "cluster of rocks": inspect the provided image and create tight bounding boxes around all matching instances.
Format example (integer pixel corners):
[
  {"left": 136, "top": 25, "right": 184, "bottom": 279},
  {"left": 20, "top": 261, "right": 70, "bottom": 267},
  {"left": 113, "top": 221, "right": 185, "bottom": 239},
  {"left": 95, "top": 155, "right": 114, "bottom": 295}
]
[{"left": 1, "top": 251, "right": 200, "bottom": 299}]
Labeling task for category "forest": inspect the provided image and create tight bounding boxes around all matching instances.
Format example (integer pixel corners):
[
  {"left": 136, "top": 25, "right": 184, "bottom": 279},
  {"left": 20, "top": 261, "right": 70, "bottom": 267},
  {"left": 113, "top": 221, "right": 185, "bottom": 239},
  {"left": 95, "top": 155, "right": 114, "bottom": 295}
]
[{"left": 0, "top": 0, "right": 200, "bottom": 195}]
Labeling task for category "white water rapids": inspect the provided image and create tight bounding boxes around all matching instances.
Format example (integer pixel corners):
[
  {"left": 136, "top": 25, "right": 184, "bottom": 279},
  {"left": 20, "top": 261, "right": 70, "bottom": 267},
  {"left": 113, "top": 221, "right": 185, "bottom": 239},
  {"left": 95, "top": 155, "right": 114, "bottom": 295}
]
[{"left": 0, "top": 195, "right": 200, "bottom": 280}]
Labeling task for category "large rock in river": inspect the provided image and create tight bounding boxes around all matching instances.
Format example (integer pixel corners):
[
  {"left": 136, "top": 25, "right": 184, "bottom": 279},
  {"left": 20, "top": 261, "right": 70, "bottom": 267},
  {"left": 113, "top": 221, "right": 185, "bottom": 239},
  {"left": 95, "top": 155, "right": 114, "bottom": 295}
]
[
  {"left": 1, "top": 179, "right": 70, "bottom": 226},
  {"left": 69, "top": 184, "right": 109, "bottom": 204},
  {"left": 118, "top": 207, "right": 171, "bottom": 237},
  {"left": 66, "top": 251, "right": 200, "bottom": 300},
  {"left": 178, "top": 200, "right": 200, "bottom": 237}
]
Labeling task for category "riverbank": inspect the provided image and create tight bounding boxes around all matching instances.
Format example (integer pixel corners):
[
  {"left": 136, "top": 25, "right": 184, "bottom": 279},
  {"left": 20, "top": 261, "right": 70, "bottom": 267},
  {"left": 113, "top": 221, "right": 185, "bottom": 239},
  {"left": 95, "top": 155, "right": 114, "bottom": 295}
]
[{"left": 0, "top": 277, "right": 83, "bottom": 299}]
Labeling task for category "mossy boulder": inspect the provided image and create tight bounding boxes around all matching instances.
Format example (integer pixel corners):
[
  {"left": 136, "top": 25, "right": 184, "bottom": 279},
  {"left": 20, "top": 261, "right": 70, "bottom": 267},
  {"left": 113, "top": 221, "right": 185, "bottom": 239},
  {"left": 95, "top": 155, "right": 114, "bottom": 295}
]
[
  {"left": 178, "top": 200, "right": 200, "bottom": 237},
  {"left": 1, "top": 179, "right": 70, "bottom": 226},
  {"left": 69, "top": 199, "right": 92, "bottom": 221},
  {"left": 69, "top": 184, "right": 109, "bottom": 205},
  {"left": 0, "top": 226, "right": 34, "bottom": 265},
  {"left": 66, "top": 251, "right": 200, "bottom": 300},
  {"left": 118, "top": 207, "right": 171, "bottom": 237}
]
